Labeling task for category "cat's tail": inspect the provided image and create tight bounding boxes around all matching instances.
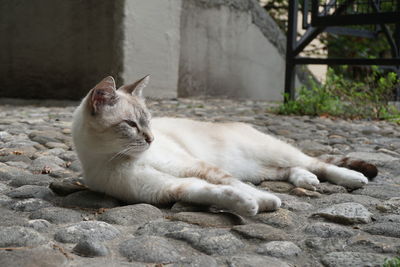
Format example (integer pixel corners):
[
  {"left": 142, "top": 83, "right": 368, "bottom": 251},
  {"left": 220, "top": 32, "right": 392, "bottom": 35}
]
[{"left": 319, "top": 155, "right": 378, "bottom": 180}]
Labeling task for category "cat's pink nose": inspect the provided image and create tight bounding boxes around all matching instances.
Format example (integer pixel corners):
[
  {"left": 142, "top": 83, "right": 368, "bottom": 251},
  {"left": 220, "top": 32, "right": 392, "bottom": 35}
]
[{"left": 145, "top": 134, "right": 154, "bottom": 144}]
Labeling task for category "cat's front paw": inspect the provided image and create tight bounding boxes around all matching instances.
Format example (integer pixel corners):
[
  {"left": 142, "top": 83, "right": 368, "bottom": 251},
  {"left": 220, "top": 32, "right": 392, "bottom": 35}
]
[
  {"left": 290, "top": 167, "right": 320, "bottom": 191},
  {"left": 257, "top": 191, "right": 281, "bottom": 212},
  {"left": 220, "top": 187, "right": 258, "bottom": 216},
  {"left": 234, "top": 195, "right": 259, "bottom": 216}
]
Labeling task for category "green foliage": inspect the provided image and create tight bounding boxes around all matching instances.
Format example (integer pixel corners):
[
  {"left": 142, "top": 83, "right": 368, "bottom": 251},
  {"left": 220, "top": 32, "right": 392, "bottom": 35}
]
[
  {"left": 276, "top": 67, "right": 400, "bottom": 121},
  {"left": 383, "top": 257, "right": 400, "bottom": 267}
]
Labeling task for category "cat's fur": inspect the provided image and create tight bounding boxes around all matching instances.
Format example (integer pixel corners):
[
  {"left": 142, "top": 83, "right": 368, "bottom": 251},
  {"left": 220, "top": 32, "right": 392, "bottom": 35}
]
[{"left": 72, "top": 76, "right": 377, "bottom": 216}]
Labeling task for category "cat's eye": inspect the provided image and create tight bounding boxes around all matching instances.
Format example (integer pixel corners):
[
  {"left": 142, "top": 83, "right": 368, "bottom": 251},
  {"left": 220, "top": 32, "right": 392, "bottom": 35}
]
[{"left": 125, "top": 120, "right": 138, "bottom": 128}]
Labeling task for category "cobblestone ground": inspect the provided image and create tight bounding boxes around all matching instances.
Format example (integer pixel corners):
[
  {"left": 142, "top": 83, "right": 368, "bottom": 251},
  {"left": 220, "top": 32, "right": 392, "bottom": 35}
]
[{"left": 0, "top": 98, "right": 399, "bottom": 267}]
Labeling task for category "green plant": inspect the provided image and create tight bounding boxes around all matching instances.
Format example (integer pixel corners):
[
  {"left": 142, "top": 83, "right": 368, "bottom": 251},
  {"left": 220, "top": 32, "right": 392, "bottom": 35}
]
[
  {"left": 383, "top": 257, "right": 400, "bottom": 267},
  {"left": 276, "top": 67, "right": 400, "bottom": 121}
]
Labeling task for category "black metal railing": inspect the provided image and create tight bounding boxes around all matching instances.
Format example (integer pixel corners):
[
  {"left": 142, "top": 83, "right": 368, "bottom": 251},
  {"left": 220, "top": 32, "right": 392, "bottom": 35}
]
[{"left": 284, "top": 0, "right": 400, "bottom": 101}]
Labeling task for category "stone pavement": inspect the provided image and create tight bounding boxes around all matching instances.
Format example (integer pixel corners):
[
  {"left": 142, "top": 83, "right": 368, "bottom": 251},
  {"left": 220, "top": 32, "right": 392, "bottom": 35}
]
[{"left": 0, "top": 98, "right": 399, "bottom": 267}]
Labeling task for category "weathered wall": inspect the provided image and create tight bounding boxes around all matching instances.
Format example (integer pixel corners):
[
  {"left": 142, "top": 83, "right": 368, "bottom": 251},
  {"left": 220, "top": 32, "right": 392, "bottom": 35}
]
[
  {"left": 178, "top": 0, "right": 297, "bottom": 101},
  {"left": 0, "top": 0, "right": 124, "bottom": 100},
  {"left": 122, "top": 0, "right": 181, "bottom": 98},
  {"left": 0, "top": 0, "right": 296, "bottom": 101}
]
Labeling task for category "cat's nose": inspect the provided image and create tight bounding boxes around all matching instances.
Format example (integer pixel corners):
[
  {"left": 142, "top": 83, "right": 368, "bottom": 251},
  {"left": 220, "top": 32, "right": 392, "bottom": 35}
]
[{"left": 145, "top": 133, "right": 154, "bottom": 144}]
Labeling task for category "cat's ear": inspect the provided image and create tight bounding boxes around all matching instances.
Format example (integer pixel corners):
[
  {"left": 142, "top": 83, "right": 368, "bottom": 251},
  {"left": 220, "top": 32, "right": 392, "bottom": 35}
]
[
  {"left": 118, "top": 75, "right": 149, "bottom": 97},
  {"left": 89, "top": 76, "right": 118, "bottom": 114}
]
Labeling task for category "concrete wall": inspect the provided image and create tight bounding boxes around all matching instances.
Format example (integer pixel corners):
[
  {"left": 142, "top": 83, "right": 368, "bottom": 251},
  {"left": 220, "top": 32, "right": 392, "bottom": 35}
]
[
  {"left": 179, "top": 0, "right": 290, "bottom": 101},
  {"left": 122, "top": 0, "right": 181, "bottom": 98},
  {"left": 0, "top": 0, "right": 298, "bottom": 101},
  {"left": 0, "top": 0, "right": 124, "bottom": 100}
]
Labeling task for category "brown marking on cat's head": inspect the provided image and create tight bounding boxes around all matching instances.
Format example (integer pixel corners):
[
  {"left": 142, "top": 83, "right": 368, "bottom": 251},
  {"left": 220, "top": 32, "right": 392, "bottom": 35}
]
[{"left": 83, "top": 75, "right": 154, "bottom": 156}]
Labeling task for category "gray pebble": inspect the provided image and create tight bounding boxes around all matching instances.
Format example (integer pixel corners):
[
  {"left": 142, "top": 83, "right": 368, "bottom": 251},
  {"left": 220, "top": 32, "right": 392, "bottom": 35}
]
[
  {"left": 363, "top": 222, "right": 400, "bottom": 238},
  {"left": 30, "top": 207, "right": 85, "bottom": 224},
  {"left": 232, "top": 223, "right": 289, "bottom": 241},
  {"left": 119, "top": 235, "right": 192, "bottom": 263},
  {"left": 0, "top": 207, "right": 28, "bottom": 226},
  {"left": 25, "top": 219, "right": 52, "bottom": 232},
  {"left": 313, "top": 202, "right": 373, "bottom": 224},
  {"left": 98, "top": 204, "right": 163, "bottom": 226},
  {"left": 0, "top": 246, "right": 67, "bottom": 267},
  {"left": 10, "top": 198, "right": 52, "bottom": 212},
  {"left": 167, "top": 228, "right": 245, "bottom": 255},
  {"left": 6, "top": 185, "right": 54, "bottom": 200},
  {"left": 8, "top": 174, "right": 53, "bottom": 187},
  {"left": 61, "top": 190, "right": 120, "bottom": 209},
  {"left": 0, "top": 226, "right": 47, "bottom": 247},
  {"left": 73, "top": 237, "right": 109, "bottom": 257},
  {"left": 321, "top": 252, "right": 387, "bottom": 267},
  {"left": 49, "top": 180, "right": 87, "bottom": 196},
  {"left": 256, "top": 241, "right": 302, "bottom": 258},
  {"left": 226, "top": 254, "right": 291, "bottom": 267},
  {"left": 304, "top": 222, "right": 355, "bottom": 238},
  {"left": 55, "top": 221, "right": 120, "bottom": 243}
]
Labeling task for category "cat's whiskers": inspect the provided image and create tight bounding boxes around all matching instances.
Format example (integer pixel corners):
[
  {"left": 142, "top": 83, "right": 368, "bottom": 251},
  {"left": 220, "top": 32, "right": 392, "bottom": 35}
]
[
  {"left": 108, "top": 146, "right": 133, "bottom": 162},
  {"left": 107, "top": 141, "right": 148, "bottom": 162}
]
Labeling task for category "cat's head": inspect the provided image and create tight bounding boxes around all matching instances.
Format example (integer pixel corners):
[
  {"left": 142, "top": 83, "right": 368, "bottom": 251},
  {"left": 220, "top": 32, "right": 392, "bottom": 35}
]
[{"left": 80, "top": 75, "right": 153, "bottom": 157}]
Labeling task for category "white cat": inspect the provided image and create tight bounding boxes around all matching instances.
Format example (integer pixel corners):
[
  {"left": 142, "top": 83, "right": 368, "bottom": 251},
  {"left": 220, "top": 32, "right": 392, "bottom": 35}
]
[{"left": 72, "top": 76, "right": 377, "bottom": 216}]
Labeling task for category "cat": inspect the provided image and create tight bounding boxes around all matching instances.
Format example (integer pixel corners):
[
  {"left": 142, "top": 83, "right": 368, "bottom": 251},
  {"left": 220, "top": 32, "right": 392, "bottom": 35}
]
[{"left": 72, "top": 76, "right": 377, "bottom": 216}]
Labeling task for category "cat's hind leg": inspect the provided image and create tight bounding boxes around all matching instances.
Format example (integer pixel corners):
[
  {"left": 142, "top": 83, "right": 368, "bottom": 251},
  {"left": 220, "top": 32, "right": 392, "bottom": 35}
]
[
  {"left": 309, "top": 161, "right": 369, "bottom": 189},
  {"left": 260, "top": 162, "right": 369, "bottom": 190}
]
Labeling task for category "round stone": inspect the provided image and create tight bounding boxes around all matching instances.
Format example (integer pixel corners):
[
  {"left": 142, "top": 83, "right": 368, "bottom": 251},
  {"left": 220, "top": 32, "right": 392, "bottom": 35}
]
[
  {"left": 6, "top": 185, "right": 54, "bottom": 200},
  {"left": 321, "top": 252, "right": 387, "bottom": 267},
  {"left": 0, "top": 207, "right": 28, "bottom": 227},
  {"left": 363, "top": 222, "right": 400, "bottom": 238},
  {"left": 98, "top": 204, "right": 163, "bottom": 226},
  {"left": 54, "top": 221, "right": 120, "bottom": 243},
  {"left": 8, "top": 174, "right": 53, "bottom": 187},
  {"left": 313, "top": 202, "right": 373, "bottom": 224},
  {"left": 30, "top": 155, "right": 66, "bottom": 173},
  {"left": 167, "top": 228, "right": 245, "bottom": 255},
  {"left": 256, "top": 241, "right": 302, "bottom": 258},
  {"left": 49, "top": 180, "right": 87, "bottom": 196},
  {"left": 0, "top": 247, "right": 67, "bottom": 267},
  {"left": 255, "top": 208, "right": 300, "bottom": 229},
  {"left": 10, "top": 198, "right": 52, "bottom": 212},
  {"left": 226, "top": 254, "right": 291, "bottom": 267},
  {"left": 135, "top": 221, "right": 200, "bottom": 237},
  {"left": 260, "top": 181, "right": 295, "bottom": 193},
  {"left": 0, "top": 226, "right": 47, "bottom": 247},
  {"left": 232, "top": 223, "right": 289, "bottom": 241},
  {"left": 376, "top": 197, "right": 400, "bottom": 214},
  {"left": 171, "top": 211, "right": 243, "bottom": 227},
  {"left": 304, "top": 222, "right": 355, "bottom": 238},
  {"left": 61, "top": 190, "right": 120, "bottom": 209},
  {"left": 30, "top": 207, "right": 85, "bottom": 224},
  {"left": 25, "top": 219, "right": 52, "bottom": 232},
  {"left": 73, "top": 237, "right": 109, "bottom": 257},
  {"left": 119, "top": 236, "right": 188, "bottom": 263}
]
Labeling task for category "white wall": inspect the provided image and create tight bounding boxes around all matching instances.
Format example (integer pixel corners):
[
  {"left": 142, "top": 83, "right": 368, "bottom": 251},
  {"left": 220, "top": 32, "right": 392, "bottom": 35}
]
[
  {"left": 179, "top": 1, "right": 296, "bottom": 101},
  {"left": 122, "top": 0, "right": 181, "bottom": 98}
]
